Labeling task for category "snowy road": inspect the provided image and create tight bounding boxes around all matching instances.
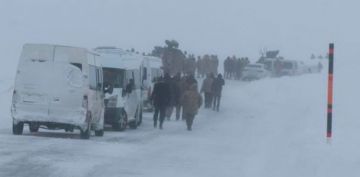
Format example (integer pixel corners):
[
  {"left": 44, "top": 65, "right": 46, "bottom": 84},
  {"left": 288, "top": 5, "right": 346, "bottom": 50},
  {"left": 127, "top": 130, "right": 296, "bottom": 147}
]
[{"left": 1, "top": 63, "right": 360, "bottom": 177}]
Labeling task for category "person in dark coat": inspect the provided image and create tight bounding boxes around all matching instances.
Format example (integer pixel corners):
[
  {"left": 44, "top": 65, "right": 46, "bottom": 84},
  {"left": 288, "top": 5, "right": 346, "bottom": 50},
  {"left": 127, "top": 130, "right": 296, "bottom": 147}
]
[
  {"left": 212, "top": 74, "right": 225, "bottom": 112},
  {"left": 181, "top": 83, "right": 202, "bottom": 131},
  {"left": 151, "top": 76, "right": 171, "bottom": 129}
]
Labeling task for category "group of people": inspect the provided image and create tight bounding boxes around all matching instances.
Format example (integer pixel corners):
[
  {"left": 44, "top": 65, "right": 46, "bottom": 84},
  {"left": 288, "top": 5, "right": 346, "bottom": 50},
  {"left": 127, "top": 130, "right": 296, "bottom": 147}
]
[
  {"left": 197, "top": 55, "right": 219, "bottom": 78},
  {"left": 223, "top": 56, "right": 250, "bottom": 80},
  {"left": 200, "top": 73, "right": 225, "bottom": 112},
  {"left": 151, "top": 73, "right": 202, "bottom": 131},
  {"left": 151, "top": 72, "right": 226, "bottom": 131}
]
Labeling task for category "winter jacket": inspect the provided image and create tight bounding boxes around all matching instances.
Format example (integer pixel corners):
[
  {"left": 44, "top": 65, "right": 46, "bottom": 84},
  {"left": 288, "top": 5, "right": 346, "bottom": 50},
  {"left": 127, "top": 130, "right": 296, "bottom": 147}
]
[
  {"left": 212, "top": 77, "right": 225, "bottom": 96},
  {"left": 152, "top": 81, "right": 171, "bottom": 108},
  {"left": 201, "top": 77, "right": 214, "bottom": 93},
  {"left": 181, "top": 84, "right": 203, "bottom": 115}
]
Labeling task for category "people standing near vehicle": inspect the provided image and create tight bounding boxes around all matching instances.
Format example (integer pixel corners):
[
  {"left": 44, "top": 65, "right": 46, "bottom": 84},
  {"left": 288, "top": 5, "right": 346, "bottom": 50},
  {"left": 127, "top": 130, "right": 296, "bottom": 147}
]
[
  {"left": 151, "top": 76, "right": 171, "bottom": 129},
  {"left": 181, "top": 83, "right": 202, "bottom": 131},
  {"left": 212, "top": 74, "right": 225, "bottom": 112},
  {"left": 200, "top": 73, "right": 214, "bottom": 108}
]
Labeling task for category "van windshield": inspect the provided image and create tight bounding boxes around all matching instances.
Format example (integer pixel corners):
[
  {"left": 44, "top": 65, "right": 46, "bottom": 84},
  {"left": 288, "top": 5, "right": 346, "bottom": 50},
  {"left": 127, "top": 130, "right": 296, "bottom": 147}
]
[{"left": 103, "top": 68, "right": 125, "bottom": 88}]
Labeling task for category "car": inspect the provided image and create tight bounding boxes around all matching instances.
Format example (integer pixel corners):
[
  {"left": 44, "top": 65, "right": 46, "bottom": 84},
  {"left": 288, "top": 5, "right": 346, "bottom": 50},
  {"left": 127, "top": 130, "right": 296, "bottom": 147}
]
[
  {"left": 242, "top": 63, "right": 269, "bottom": 81},
  {"left": 11, "top": 44, "right": 105, "bottom": 139}
]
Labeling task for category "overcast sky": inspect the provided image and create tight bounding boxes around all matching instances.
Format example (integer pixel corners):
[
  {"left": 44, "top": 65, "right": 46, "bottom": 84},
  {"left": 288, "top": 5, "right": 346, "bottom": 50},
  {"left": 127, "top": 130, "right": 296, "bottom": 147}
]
[{"left": 0, "top": 0, "right": 359, "bottom": 73}]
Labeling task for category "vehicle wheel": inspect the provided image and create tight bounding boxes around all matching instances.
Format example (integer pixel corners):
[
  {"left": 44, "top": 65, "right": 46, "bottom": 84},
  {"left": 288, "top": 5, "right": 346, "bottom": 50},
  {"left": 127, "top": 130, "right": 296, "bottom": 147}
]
[
  {"left": 95, "top": 129, "right": 104, "bottom": 136},
  {"left": 112, "top": 109, "right": 127, "bottom": 131},
  {"left": 65, "top": 127, "right": 74, "bottom": 132},
  {"left": 29, "top": 122, "right": 40, "bottom": 133},
  {"left": 13, "top": 121, "right": 24, "bottom": 135}
]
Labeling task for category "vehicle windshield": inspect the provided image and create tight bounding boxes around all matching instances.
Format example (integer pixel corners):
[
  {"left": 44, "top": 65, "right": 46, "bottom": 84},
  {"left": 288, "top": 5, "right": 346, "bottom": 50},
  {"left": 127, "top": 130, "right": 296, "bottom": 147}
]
[{"left": 103, "top": 68, "right": 125, "bottom": 88}]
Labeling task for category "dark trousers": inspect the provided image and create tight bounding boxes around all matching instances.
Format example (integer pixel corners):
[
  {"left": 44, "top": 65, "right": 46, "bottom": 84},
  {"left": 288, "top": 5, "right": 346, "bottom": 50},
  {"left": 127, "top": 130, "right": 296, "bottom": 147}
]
[
  {"left": 183, "top": 113, "right": 195, "bottom": 130},
  {"left": 153, "top": 106, "right": 166, "bottom": 128},
  {"left": 204, "top": 92, "right": 213, "bottom": 108},
  {"left": 213, "top": 95, "right": 221, "bottom": 111}
]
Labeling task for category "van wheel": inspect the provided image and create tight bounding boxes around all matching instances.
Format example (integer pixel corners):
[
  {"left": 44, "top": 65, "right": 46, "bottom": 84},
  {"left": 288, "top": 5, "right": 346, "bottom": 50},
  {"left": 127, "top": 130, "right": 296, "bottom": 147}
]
[
  {"left": 29, "top": 123, "right": 40, "bottom": 133},
  {"left": 95, "top": 130, "right": 104, "bottom": 136},
  {"left": 112, "top": 109, "right": 127, "bottom": 131},
  {"left": 65, "top": 127, "right": 74, "bottom": 132},
  {"left": 13, "top": 121, "right": 24, "bottom": 135}
]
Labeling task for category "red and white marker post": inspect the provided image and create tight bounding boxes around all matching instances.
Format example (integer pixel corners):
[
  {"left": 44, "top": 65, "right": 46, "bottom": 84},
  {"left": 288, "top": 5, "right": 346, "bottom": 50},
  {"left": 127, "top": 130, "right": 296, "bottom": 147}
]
[{"left": 327, "top": 43, "right": 334, "bottom": 142}]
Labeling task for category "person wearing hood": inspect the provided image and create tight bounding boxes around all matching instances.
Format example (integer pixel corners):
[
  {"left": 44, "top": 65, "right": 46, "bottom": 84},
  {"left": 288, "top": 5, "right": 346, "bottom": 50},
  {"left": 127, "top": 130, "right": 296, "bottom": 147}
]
[{"left": 181, "top": 83, "right": 202, "bottom": 131}]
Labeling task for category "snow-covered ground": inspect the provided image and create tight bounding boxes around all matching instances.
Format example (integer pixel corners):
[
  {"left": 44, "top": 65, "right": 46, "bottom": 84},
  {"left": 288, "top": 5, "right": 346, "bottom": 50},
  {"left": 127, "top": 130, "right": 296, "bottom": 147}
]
[{"left": 0, "top": 58, "right": 359, "bottom": 177}]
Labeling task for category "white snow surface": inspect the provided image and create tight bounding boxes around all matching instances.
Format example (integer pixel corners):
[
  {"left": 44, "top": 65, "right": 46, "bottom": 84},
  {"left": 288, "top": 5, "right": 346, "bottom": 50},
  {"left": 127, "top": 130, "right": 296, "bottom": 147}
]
[{"left": 0, "top": 56, "right": 358, "bottom": 177}]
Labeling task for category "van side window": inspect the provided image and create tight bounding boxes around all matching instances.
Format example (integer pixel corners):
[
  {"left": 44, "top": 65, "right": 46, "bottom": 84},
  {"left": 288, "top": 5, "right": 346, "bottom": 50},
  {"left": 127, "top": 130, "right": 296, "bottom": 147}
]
[
  {"left": 89, "top": 65, "right": 97, "bottom": 90},
  {"left": 71, "top": 63, "right": 82, "bottom": 71}
]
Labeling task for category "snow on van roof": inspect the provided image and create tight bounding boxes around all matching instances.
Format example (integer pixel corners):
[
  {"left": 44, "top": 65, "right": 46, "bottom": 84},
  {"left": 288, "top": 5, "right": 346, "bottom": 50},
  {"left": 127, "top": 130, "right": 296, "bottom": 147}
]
[
  {"left": 100, "top": 53, "right": 144, "bottom": 70},
  {"left": 21, "top": 44, "right": 97, "bottom": 64}
]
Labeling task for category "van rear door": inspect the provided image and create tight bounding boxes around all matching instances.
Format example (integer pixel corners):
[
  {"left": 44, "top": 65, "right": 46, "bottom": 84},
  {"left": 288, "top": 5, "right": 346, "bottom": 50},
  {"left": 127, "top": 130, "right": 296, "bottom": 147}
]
[{"left": 14, "top": 44, "right": 54, "bottom": 120}]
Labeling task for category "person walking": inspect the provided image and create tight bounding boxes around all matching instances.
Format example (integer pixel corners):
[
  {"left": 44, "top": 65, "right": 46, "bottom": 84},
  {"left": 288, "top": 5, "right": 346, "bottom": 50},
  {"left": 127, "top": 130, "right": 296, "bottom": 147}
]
[
  {"left": 181, "top": 83, "right": 202, "bottom": 131},
  {"left": 212, "top": 74, "right": 225, "bottom": 112},
  {"left": 151, "top": 76, "right": 171, "bottom": 129},
  {"left": 200, "top": 73, "right": 214, "bottom": 108}
]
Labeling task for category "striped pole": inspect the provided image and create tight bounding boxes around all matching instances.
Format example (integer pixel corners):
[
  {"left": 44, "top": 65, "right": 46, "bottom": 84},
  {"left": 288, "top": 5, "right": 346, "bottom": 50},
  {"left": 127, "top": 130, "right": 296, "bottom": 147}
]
[{"left": 327, "top": 43, "right": 334, "bottom": 139}]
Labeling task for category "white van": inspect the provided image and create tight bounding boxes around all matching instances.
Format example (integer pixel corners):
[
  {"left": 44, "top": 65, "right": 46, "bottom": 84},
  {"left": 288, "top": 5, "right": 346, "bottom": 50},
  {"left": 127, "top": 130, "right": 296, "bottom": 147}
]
[
  {"left": 95, "top": 47, "right": 143, "bottom": 130},
  {"left": 242, "top": 63, "right": 269, "bottom": 81},
  {"left": 280, "top": 60, "right": 299, "bottom": 76},
  {"left": 11, "top": 44, "right": 105, "bottom": 139},
  {"left": 141, "top": 56, "right": 163, "bottom": 112}
]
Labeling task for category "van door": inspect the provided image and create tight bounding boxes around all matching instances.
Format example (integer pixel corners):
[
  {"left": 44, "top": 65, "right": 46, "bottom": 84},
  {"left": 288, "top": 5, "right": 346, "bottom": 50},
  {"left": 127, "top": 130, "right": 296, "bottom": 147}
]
[
  {"left": 15, "top": 60, "right": 54, "bottom": 120},
  {"left": 124, "top": 70, "right": 139, "bottom": 120},
  {"left": 93, "top": 66, "right": 104, "bottom": 124}
]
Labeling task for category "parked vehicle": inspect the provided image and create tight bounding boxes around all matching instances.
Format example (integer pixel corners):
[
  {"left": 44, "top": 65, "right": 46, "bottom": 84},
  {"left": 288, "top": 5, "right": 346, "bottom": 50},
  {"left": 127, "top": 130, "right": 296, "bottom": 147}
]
[
  {"left": 96, "top": 47, "right": 144, "bottom": 130},
  {"left": 11, "top": 44, "right": 105, "bottom": 139},
  {"left": 141, "top": 56, "right": 163, "bottom": 112},
  {"left": 280, "top": 60, "right": 299, "bottom": 76},
  {"left": 242, "top": 63, "right": 269, "bottom": 81}
]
